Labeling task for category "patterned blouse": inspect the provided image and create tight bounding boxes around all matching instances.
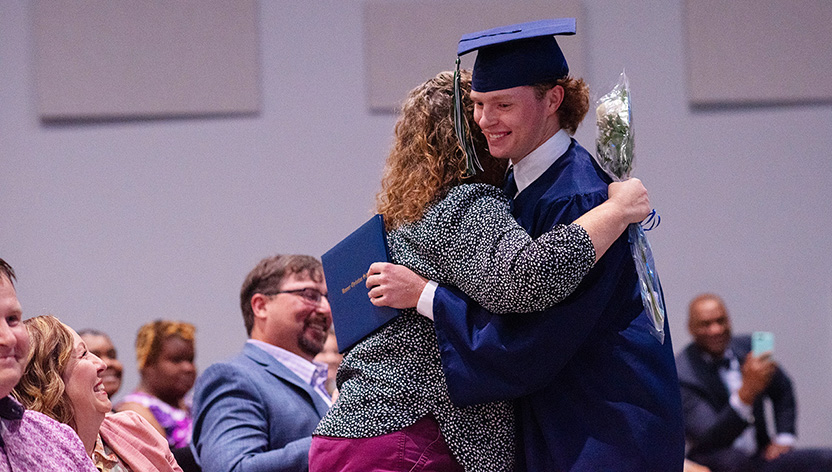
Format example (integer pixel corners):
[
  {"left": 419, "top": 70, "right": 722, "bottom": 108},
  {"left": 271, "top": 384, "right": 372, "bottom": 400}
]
[
  {"left": 116, "top": 392, "right": 192, "bottom": 449},
  {"left": 92, "top": 435, "right": 131, "bottom": 472},
  {"left": 315, "top": 184, "right": 595, "bottom": 472}
]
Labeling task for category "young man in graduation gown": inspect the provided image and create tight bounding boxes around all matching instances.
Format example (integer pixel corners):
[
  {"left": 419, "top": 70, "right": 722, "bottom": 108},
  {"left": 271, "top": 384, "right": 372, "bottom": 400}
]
[{"left": 378, "top": 19, "right": 685, "bottom": 471}]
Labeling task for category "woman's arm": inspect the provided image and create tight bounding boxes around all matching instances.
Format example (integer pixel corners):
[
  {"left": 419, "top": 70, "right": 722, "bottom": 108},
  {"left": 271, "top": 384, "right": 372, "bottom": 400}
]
[
  {"left": 574, "top": 178, "right": 649, "bottom": 263},
  {"left": 369, "top": 179, "right": 649, "bottom": 313}
]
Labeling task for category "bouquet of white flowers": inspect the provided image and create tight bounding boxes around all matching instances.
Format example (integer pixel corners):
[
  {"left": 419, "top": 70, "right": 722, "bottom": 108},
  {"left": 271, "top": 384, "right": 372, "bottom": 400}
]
[{"left": 594, "top": 71, "right": 667, "bottom": 344}]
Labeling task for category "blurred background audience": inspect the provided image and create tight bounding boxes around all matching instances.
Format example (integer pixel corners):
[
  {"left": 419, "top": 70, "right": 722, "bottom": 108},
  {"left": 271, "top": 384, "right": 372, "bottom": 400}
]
[
  {"left": 677, "top": 293, "right": 832, "bottom": 472},
  {"left": 313, "top": 327, "right": 342, "bottom": 401},
  {"left": 79, "top": 328, "right": 124, "bottom": 400},
  {"left": 116, "top": 320, "right": 196, "bottom": 450}
]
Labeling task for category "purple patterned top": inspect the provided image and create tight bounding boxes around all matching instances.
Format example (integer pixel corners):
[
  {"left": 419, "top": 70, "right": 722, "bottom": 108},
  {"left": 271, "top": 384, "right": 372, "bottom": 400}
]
[
  {"left": 0, "top": 396, "right": 97, "bottom": 471},
  {"left": 116, "top": 392, "right": 192, "bottom": 449}
]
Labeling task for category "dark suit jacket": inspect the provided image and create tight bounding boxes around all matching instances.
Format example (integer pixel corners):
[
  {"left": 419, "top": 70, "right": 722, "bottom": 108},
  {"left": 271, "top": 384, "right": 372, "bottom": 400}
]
[
  {"left": 190, "top": 342, "right": 330, "bottom": 472},
  {"left": 676, "top": 334, "right": 795, "bottom": 462}
]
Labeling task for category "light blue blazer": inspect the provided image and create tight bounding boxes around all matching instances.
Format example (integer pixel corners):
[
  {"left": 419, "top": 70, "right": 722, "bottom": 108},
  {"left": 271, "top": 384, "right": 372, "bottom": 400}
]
[{"left": 191, "top": 343, "right": 330, "bottom": 472}]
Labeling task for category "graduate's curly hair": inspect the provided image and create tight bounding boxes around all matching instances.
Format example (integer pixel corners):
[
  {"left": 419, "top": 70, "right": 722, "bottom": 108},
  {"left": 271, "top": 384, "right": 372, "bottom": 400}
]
[
  {"left": 12, "top": 315, "right": 78, "bottom": 428},
  {"left": 135, "top": 320, "right": 195, "bottom": 370},
  {"left": 376, "top": 70, "right": 507, "bottom": 230},
  {"left": 534, "top": 76, "right": 590, "bottom": 135}
]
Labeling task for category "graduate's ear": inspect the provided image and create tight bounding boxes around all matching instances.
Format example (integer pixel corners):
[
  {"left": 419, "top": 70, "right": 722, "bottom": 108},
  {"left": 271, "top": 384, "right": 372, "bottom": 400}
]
[{"left": 546, "top": 84, "right": 565, "bottom": 115}]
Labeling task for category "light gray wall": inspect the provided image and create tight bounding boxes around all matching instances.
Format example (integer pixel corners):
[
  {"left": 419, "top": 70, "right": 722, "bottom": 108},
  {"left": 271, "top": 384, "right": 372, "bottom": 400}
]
[{"left": 2, "top": 0, "right": 830, "bottom": 446}]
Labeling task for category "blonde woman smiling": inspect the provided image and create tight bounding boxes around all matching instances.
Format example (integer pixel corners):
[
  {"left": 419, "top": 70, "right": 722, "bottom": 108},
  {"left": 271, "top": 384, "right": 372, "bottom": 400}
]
[{"left": 13, "top": 315, "right": 182, "bottom": 471}]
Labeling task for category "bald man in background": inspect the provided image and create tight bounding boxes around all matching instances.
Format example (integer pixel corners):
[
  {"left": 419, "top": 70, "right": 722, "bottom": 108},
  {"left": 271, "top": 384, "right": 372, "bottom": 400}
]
[{"left": 676, "top": 293, "right": 832, "bottom": 472}]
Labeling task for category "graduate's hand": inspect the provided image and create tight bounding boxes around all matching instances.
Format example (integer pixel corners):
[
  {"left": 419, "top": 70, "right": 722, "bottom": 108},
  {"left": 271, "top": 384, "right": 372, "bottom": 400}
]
[
  {"left": 608, "top": 178, "right": 650, "bottom": 224},
  {"left": 366, "top": 262, "right": 427, "bottom": 309}
]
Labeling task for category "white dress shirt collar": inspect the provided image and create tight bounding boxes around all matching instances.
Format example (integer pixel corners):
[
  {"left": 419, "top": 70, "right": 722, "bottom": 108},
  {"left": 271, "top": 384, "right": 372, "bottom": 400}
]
[{"left": 511, "top": 129, "right": 571, "bottom": 195}]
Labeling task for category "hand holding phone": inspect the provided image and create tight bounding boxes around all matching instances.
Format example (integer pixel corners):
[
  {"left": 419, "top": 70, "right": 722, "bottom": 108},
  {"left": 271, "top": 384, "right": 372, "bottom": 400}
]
[{"left": 752, "top": 331, "right": 774, "bottom": 357}]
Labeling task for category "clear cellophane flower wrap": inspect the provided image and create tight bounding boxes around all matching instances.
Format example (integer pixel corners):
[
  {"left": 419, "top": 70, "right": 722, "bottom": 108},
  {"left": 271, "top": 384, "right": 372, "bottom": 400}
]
[{"left": 594, "top": 71, "right": 667, "bottom": 344}]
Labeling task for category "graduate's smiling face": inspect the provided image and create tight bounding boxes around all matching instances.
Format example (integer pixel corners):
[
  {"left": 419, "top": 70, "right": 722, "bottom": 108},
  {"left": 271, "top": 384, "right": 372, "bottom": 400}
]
[{"left": 471, "top": 84, "right": 563, "bottom": 165}]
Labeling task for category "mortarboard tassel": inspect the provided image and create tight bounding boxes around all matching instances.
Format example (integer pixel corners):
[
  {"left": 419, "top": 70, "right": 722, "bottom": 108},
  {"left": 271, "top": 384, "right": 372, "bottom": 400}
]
[{"left": 453, "top": 57, "right": 483, "bottom": 177}]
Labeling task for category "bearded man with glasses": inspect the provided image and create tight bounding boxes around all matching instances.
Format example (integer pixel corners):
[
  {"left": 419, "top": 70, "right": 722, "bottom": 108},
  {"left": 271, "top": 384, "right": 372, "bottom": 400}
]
[{"left": 191, "top": 254, "right": 333, "bottom": 472}]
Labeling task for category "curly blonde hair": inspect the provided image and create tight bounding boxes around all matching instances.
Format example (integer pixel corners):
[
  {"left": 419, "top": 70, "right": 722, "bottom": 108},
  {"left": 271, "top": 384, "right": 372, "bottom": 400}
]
[
  {"left": 135, "top": 320, "right": 195, "bottom": 370},
  {"left": 12, "top": 315, "right": 77, "bottom": 427},
  {"left": 376, "top": 70, "right": 507, "bottom": 230}
]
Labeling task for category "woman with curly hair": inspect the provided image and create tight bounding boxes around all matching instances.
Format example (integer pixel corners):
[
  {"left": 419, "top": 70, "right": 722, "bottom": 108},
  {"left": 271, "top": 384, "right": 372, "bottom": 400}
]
[
  {"left": 12, "top": 315, "right": 182, "bottom": 471},
  {"left": 309, "top": 70, "right": 650, "bottom": 471},
  {"left": 116, "top": 320, "right": 196, "bottom": 450}
]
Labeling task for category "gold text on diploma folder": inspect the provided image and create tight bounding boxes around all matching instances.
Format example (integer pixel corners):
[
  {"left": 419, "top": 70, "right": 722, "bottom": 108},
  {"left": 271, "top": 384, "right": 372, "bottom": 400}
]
[{"left": 342, "top": 272, "right": 369, "bottom": 294}]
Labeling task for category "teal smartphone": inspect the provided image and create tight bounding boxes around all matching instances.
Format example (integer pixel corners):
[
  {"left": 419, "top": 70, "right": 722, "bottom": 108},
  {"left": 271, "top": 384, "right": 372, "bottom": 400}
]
[{"left": 752, "top": 331, "right": 774, "bottom": 356}]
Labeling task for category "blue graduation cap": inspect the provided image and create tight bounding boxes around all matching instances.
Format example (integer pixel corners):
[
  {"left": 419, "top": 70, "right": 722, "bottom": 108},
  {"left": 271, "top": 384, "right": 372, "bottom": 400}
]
[
  {"left": 453, "top": 18, "right": 577, "bottom": 175},
  {"left": 459, "top": 18, "right": 576, "bottom": 92}
]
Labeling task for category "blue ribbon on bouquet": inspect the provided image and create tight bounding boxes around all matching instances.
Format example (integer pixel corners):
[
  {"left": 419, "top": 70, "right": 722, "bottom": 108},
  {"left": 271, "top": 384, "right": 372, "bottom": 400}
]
[
  {"left": 628, "top": 209, "right": 666, "bottom": 344},
  {"left": 641, "top": 209, "right": 660, "bottom": 231}
]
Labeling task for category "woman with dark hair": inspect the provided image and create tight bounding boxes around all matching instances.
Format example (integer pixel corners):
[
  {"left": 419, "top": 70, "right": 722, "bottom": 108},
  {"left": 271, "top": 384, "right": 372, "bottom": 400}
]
[
  {"left": 13, "top": 315, "right": 182, "bottom": 471},
  {"left": 116, "top": 320, "right": 196, "bottom": 449},
  {"left": 309, "top": 70, "right": 650, "bottom": 471}
]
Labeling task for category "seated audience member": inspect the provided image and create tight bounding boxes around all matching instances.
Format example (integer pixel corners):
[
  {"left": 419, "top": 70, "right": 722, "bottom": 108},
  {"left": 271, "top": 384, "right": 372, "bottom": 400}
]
[
  {"left": 677, "top": 293, "right": 832, "bottom": 472},
  {"left": 116, "top": 320, "right": 196, "bottom": 449},
  {"left": 13, "top": 315, "right": 182, "bottom": 471},
  {"left": 190, "top": 255, "right": 332, "bottom": 472},
  {"left": 78, "top": 328, "right": 124, "bottom": 399},
  {"left": 313, "top": 327, "right": 342, "bottom": 400},
  {"left": 0, "top": 259, "right": 96, "bottom": 470}
]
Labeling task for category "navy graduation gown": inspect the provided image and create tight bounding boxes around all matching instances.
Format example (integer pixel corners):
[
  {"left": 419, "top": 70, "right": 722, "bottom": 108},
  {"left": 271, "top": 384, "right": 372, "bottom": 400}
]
[{"left": 432, "top": 140, "right": 685, "bottom": 471}]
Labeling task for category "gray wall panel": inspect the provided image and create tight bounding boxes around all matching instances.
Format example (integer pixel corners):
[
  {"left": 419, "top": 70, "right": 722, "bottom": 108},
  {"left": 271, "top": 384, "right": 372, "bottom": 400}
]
[
  {"left": 684, "top": 0, "right": 832, "bottom": 106},
  {"left": 364, "top": 0, "right": 585, "bottom": 112},
  {"left": 33, "top": 0, "right": 261, "bottom": 120}
]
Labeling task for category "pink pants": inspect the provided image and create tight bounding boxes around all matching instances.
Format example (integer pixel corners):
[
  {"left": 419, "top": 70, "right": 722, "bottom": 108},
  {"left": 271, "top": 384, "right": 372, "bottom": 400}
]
[{"left": 309, "top": 415, "right": 465, "bottom": 472}]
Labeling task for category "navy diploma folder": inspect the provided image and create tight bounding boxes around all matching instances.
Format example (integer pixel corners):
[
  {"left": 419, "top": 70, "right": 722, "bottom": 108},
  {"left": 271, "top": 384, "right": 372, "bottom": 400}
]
[{"left": 322, "top": 214, "right": 400, "bottom": 352}]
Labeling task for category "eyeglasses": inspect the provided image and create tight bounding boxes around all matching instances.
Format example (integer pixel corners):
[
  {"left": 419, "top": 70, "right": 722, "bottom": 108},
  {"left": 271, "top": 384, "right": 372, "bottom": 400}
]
[{"left": 263, "top": 287, "right": 328, "bottom": 305}]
